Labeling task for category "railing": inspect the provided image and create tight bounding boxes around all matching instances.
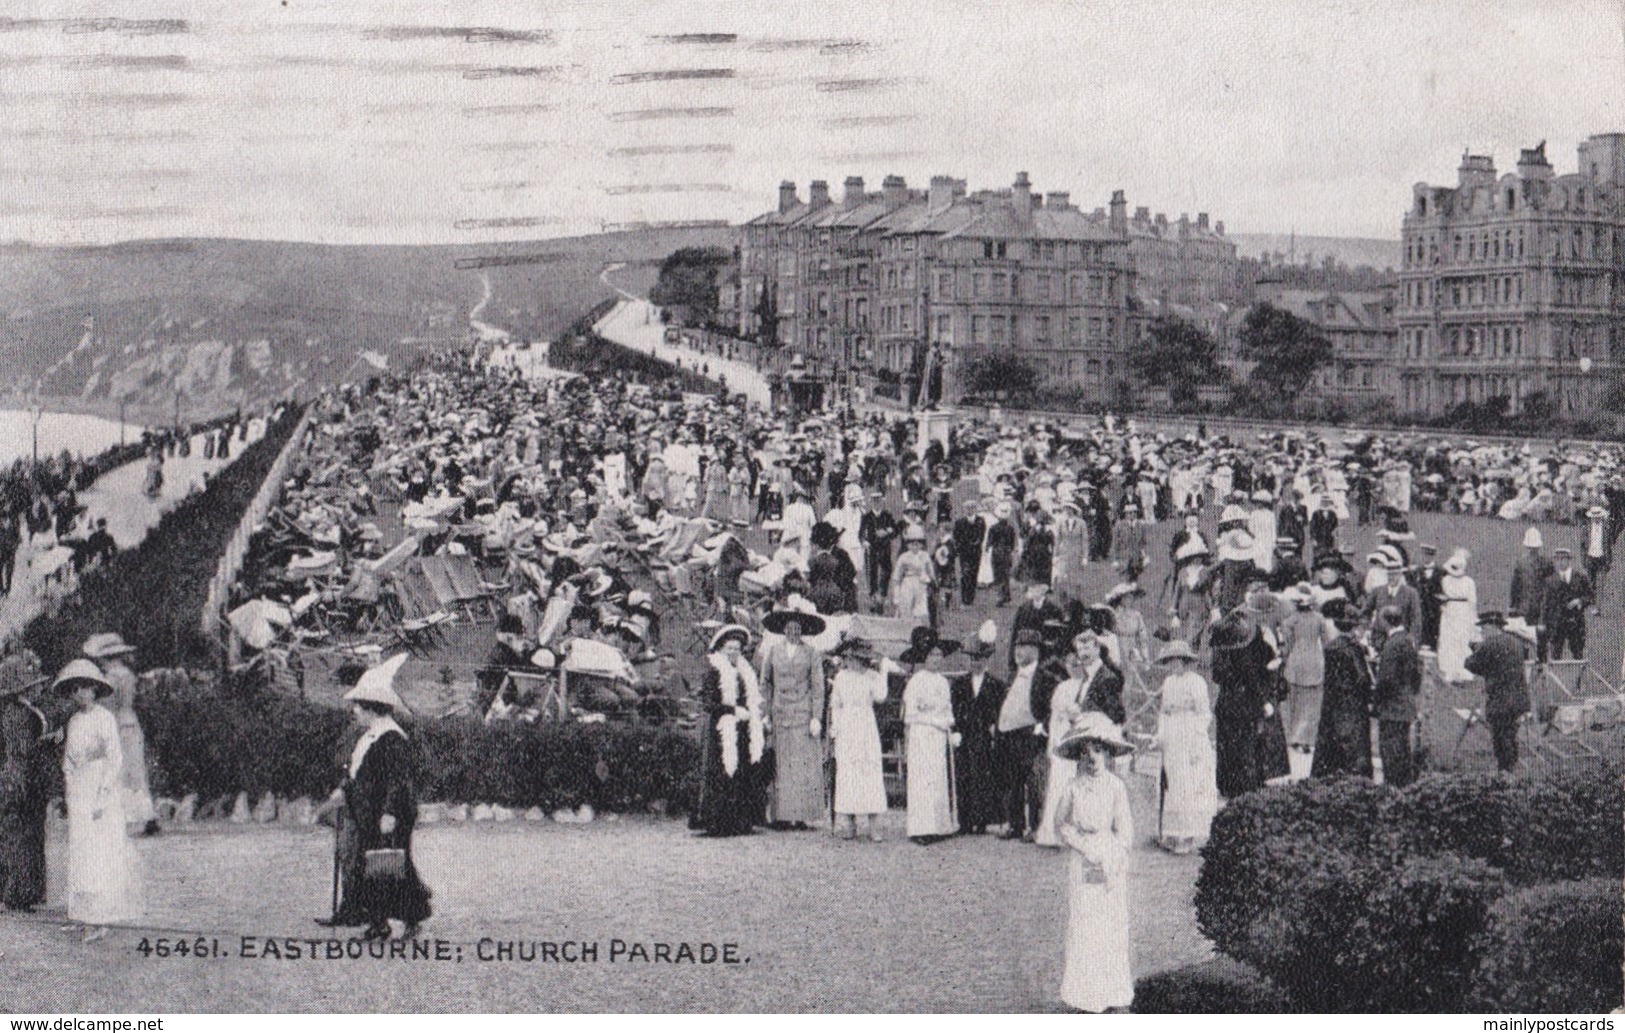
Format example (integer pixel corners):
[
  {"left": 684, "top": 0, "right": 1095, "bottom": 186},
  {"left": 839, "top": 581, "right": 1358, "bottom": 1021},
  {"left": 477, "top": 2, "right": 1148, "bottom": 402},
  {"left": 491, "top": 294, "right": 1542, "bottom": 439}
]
[{"left": 200, "top": 405, "right": 315, "bottom": 639}]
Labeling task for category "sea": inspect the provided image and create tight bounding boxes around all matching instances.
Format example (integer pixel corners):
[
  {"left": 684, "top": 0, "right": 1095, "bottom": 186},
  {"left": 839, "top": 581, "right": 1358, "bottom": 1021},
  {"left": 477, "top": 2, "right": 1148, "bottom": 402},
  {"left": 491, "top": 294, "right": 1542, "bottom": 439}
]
[{"left": 0, "top": 408, "right": 147, "bottom": 466}]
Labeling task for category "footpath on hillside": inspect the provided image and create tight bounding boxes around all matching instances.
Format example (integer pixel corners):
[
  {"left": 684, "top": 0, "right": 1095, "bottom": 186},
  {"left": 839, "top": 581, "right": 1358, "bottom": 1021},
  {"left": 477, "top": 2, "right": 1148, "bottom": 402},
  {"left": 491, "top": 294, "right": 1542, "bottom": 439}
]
[{"left": 0, "top": 424, "right": 264, "bottom": 641}]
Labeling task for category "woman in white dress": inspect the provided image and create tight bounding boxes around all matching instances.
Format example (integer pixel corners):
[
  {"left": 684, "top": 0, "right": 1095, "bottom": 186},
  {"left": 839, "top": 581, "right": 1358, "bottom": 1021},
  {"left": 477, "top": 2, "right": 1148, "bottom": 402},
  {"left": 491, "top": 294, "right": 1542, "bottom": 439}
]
[
  {"left": 900, "top": 628, "right": 959, "bottom": 843},
  {"left": 1035, "top": 637, "right": 1095, "bottom": 848},
  {"left": 827, "top": 639, "right": 888, "bottom": 842},
  {"left": 1437, "top": 548, "right": 1479, "bottom": 683},
  {"left": 55, "top": 659, "right": 141, "bottom": 942},
  {"left": 1052, "top": 713, "right": 1136, "bottom": 1013},
  {"left": 82, "top": 633, "right": 158, "bottom": 837},
  {"left": 1152, "top": 640, "right": 1218, "bottom": 854}
]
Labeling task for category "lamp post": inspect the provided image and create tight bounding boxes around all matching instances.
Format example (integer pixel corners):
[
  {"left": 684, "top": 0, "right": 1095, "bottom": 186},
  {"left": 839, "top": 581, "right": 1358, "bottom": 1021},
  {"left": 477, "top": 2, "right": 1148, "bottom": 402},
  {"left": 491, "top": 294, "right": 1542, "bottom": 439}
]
[
  {"left": 119, "top": 398, "right": 127, "bottom": 447},
  {"left": 30, "top": 400, "right": 41, "bottom": 464}
]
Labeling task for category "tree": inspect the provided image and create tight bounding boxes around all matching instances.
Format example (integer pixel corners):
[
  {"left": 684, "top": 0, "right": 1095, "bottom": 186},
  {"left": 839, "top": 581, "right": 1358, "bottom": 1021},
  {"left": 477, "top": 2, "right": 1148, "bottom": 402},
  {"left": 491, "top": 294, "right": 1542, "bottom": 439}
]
[
  {"left": 648, "top": 247, "right": 731, "bottom": 326},
  {"left": 963, "top": 355, "right": 1039, "bottom": 402},
  {"left": 1239, "top": 302, "right": 1333, "bottom": 400},
  {"left": 1131, "top": 317, "right": 1226, "bottom": 407}
]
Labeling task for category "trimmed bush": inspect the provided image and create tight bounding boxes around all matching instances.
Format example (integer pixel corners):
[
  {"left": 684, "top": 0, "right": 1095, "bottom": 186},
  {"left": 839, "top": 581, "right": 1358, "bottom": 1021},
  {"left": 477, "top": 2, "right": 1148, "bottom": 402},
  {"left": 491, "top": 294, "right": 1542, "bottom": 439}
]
[
  {"left": 1467, "top": 879, "right": 1625, "bottom": 1013},
  {"left": 23, "top": 404, "right": 305, "bottom": 672},
  {"left": 1196, "top": 766, "right": 1623, "bottom": 1011},
  {"left": 1195, "top": 777, "right": 1400, "bottom": 958},
  {"left": 1133, "top": 958, "right": 1293, "bottom": 1014},
  {"left": 137, "top": 672, "right": 701, "bottom": 814}
]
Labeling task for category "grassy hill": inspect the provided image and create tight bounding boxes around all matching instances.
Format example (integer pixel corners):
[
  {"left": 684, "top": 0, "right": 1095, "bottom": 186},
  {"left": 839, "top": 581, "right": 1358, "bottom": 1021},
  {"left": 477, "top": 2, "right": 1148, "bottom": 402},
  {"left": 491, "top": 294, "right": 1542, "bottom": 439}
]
[{"left": 0, "top": 225, "right": 731, "bottom": 418}]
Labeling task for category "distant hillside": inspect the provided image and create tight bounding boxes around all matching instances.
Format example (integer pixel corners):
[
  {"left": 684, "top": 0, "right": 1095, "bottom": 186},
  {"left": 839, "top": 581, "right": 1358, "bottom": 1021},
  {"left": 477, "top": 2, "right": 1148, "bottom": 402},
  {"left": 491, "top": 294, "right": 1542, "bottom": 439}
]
[
  {"left": 0, "top": 226, "right": 731, "bottom": 417},
  {"left": 1227, "top": 233, "right": 1400, "bottom": 271}
]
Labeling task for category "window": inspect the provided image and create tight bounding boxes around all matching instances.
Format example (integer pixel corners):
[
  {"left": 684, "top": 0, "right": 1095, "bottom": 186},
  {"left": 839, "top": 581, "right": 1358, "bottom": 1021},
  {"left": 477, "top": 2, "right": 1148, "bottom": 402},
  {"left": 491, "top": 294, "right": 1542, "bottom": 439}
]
[
  {"left": 899, "top": 306, "right": 911, "bottom": 331},
  {"left": 1069, "top": 275, "right": 1082, "bottom": 299},
  {"left": 901, "top": 265, "right": 914, "bottom": 289},
  {"left": 1036, "top": 316, "right": 1052, "bottom": 342},
  {"left": 995, "top": 242, "right": 1007, "bottom": 259},
  {"left": 935, "top": 314, "right": 951, "bottom": 341},
  {"left": 887, "top": 267, "right": 897, "bottom": 289},
  {"left": 990, "top": 316, "right": 1005, "bottom": 344},
  {"left": 937, "top": 272, "right": 953, "bottom": 297},
  {"left": 857, "top": 264, "right": 870, "bottom": 285},
  {"left": 1036, "top": 274, "right": 1050, "bottom": 300},
  {"left": 992, "top": 272, "right": 1007, "bottom": 295},
  {"left": 1089, "top": 317, "right": 1104, "bottom": 341},
  {"left": 973, "top": 273, "right": 985, "bottom": 296},
  {"left": 855, "top": 298, "right": 869, "bottom": 327},
  {"left": 983, "top": 242, "right": 995, "bottom": 260},
  {"left": 1068, "top": 316, "right": 1082, "bottom": 343},
  {"left": 972, "top": 315, "right": 987, "bottom": 343}
]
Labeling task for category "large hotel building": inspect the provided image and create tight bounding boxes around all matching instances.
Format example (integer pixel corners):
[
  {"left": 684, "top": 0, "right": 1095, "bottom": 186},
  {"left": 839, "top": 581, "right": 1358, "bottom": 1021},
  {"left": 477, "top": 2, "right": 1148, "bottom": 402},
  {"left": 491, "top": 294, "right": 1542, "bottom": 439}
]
[
  {"left": 1397, "top": 135, "right": 1625, "bottom": 418},
  {"left": 729, "top": 172, "right": 1237, "bottom": 403}
]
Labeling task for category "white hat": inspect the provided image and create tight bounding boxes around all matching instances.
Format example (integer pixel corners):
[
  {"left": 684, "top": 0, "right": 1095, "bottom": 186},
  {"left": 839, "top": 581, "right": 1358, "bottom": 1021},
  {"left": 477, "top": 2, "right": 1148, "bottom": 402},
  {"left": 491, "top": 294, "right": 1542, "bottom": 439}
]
[
  {"left": 342, "top": 653, "right": 410, "bottom": 712},
  {"left": 1523, "top": 527, "right": 1543, "bottom": 548},
  {"left": 1444, "top": 548, "right": 1470, "bottom": 576}
]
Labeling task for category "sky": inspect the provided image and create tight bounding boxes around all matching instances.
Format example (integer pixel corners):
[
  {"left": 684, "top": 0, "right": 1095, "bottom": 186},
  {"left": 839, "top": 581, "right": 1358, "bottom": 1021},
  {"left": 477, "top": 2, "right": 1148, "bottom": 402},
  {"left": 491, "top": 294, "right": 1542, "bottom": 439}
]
[{"left": 2, "top": 0, "right": 1621, "bottom": 246}]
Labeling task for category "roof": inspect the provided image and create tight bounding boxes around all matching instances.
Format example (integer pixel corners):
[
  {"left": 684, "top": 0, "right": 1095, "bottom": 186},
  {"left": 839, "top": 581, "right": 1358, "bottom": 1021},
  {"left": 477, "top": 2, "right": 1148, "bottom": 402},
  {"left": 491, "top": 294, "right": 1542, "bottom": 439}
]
[
  {"left": 937, "top": 202, "right": 1121, "bottom": 242},
  {"left": 1270, "top": 289, "right": 1395, "bottom": 330}
]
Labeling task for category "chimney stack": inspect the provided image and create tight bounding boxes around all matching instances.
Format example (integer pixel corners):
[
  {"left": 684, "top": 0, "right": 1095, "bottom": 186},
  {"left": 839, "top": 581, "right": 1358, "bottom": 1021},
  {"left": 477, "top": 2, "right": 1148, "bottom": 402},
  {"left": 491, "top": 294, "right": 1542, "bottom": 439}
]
[
  {"left": 1215, "top": 220, "right": 1225, "bottom": 236},
  {"left": 928, "top": 175, "right": 957, "bottom": 211},
  {"left": 1012, "top": 172, "right": 1032, "bottom": 220},
  {"left": 1133, "top": 206, "right": 1150, "bottom": 222},
  {"left": 1197, "top": 212, "right": 1209, "bottom": 231},
  {"left": 1109, "top": 190, "right": 1127, "bottom": 235},
  {"left": 809, "top": 180, "right": 830, "bottom": 207},
  {"left": 1045, "top": 191, "right": 1070, "bottom": 209},
  {"left": 778, "top": 180, "right": 798, "bottom": 214},
  {"left": 843, "top": 175, "right": 865, "bottom": 208},
  {"left": 881, "top": 174, "right": 908, "bottom": 206}
]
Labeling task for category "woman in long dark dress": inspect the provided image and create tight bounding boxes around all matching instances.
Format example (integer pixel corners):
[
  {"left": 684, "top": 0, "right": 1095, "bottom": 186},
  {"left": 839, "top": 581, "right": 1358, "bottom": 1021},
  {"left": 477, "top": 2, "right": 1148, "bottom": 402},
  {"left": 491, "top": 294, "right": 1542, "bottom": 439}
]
[
  {"left": 691, "top": 624, "right": 766, "bottom": 837},
  {"left": 0, "top": 650, "right": 53, "bottom": 911},
  {"left": 335, "top": 656, "right": 431, "bottom": 941},
  {"left": 1207, "top": 610, "right": 1276, "bottom": 799}
]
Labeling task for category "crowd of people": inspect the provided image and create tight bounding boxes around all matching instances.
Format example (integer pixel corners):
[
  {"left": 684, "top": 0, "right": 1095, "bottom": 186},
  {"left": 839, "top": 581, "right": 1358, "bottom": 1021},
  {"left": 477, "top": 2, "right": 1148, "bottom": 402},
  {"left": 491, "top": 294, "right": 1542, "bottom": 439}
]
[{"left": 4, "top": 332, "right": 1619, "bottom": 1011}]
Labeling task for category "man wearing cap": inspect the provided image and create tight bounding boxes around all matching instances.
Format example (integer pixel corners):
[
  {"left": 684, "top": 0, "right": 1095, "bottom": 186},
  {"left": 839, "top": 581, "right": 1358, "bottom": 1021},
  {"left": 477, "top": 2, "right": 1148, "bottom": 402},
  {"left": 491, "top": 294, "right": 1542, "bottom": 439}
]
[
  {"left": 1509, "top": 527, "right": 1553, "bottom": 632},
  {"left": 1539, "top": 547, "right": 1592, "bottom": 662},
  {"left": 1408, "top": 544, "right": 1445, "bottom": 652},
  {"left": 951, "top": 503, "right": 988, "bottom": 607},
  {"left": 858, "top": 490, "right": 901, "bottom": 612},
  {"left": 949, "top": 620, "right": 1005, "bottom": 835},
  {"left": 0, "top": 650, "right": 53, "bottom": 911},
  {"left": 1308, "top": 494, "right": 1339, "bottom": 559},
  {"left": 992, "top": 630, "right": 1055, "bottom": 840},
  {"left": 1373, "top": 606, "right": 1421, "bottom": 788},
  {"left": 1463, "top": 612, "right": 1531, "bottom": 772},
  {"left": 986, "top": 500, "right": 1020, "bottom": 607}
]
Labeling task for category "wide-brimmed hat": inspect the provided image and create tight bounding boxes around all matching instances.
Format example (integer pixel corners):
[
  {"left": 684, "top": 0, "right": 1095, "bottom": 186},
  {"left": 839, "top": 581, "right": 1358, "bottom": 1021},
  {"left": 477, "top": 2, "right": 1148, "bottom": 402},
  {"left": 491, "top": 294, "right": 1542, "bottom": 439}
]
[
  {"left": 0, "top": 651, "right": 48, "bottom": 696},
  {"left": 830, "top": 637, "right": 878, "bottom": 665},
  {"left": 708, "top": 624, "right": 752, "bottom": 653},
  {"left": 810, "top": 522, "right": 842, "bottom": 550},
  {"left": 1522, "top": 527, "right": 1543, "bottom": 548},
  {"left": 82, "top": 632, "right": 136, "bottom": 659},
  {"left": 899, "top": 626, "right": 959, "bottom": 664},
  {"left": 761, "top": 609, "right": 827, "bottom": 637},
  {"left": 902, "top": 525, "right": 926, "bottom": 543},
  {"left": 1588, "top": 506, "right": 1609, "bottom": 520},
  {"left": 1053, "top": 712, "right": 1135, "bottom": 760},
  {"left": 1478, "top": 610, "right": 1507, "bottom": 627},
  {"left": 1103, "top": 582, "right": 1144, "bottom": 605},
  {"left": 52, "top": 659, "right": 114, "bottom": 698},
  {"left": 1155, "top": 639, "right": 1198, "bottom": 665},
  {"left": 342, "top": 653, "right": 410, "bottom": 712},
  {"left": 1444, "top": 548, "right": 1470, "bottom": 576}
]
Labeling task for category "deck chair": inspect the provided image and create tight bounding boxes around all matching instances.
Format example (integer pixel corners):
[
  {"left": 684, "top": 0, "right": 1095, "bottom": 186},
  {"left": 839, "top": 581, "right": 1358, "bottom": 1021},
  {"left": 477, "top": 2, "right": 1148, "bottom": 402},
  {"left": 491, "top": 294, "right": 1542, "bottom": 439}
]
[
  {"left": 387, "top": 564, "right": 456, "bottom": 657},
  {"left": 1525, "top": 658, "right": 1624, "bottom": 765}
]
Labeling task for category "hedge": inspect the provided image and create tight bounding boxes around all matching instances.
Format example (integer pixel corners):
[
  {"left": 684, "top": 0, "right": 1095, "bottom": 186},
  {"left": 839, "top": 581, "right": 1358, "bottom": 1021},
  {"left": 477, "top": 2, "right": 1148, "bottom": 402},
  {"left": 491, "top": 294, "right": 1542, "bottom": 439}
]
[
  {"left": 1467, "top": 878, "right": 1625, "bottom": 1013},
  {"left": 1195, "top": 767, "right": 1623, "bottom": 1012},
  {"left": 135, "top": 671, "right": 701, "bottom": 814},
  {"left": 22, "top": 403, "right": 304, "bottom": 672}
]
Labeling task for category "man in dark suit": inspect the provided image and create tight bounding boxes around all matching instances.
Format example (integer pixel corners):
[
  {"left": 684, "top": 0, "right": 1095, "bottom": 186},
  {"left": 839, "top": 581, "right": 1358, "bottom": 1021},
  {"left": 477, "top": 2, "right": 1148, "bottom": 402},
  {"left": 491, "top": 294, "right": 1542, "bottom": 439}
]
[
  {"left": 951, "top": 507, "right": 987, "bottom": 606},
  {"left": 1463, "top": 611, "right": 1532, "bottom": 772},
  {"left": 1539, "top": 548, "right": 1593, "bottom": 661},
  {"left": 1373, "top": 606, "right": 1421, "bottom": 787},
  {"left": 1408, "top": 543, "right": 1445, "bottom": 652},
  {"left": 950, "top": 622, "right": 1005, "bottom": 834},
  {"left": 1308, "top": 495, "right": 1339, "bottom": 559},
  {"left": 1509, "top": 528, "right": 1553, "bottom": 635},
  {"left": 1363, "top": 557, "right": 1422, "bottom": 649},
  {"left": 991, "top": 630, "right": 1054, "bottom": 841},
  {"left": 985, "top": 501, "right": 1019, "bottom": 606},
  {"left": 1006, "top": 582, "right": 1064, "bottom": 671},
  {"left": 858, "top": 490, "right": 900, "bottom": 609}
]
